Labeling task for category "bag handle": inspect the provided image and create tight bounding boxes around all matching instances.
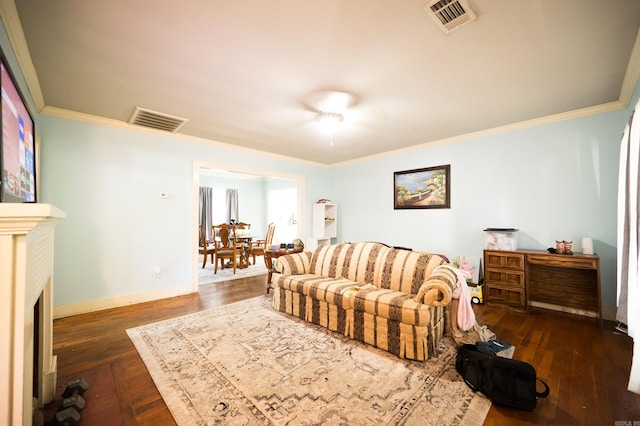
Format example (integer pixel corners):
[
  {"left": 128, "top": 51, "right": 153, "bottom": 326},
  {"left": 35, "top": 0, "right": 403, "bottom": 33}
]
[
  {"left": 536, "top": 378, "right": 550, "bottom": 398},
  {"left": 463, "top": 378, "right": 479, "bottom": 392}
]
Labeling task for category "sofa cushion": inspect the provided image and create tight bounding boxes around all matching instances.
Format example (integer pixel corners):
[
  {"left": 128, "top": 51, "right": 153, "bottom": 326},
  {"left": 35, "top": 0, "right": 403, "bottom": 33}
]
[
  {"left": 351, "top": 286, "right": 432, "bottom": 326},
  {"left": 310, "top": 242, "right": 391, "bottom": 284},
  {"left": 274, "top": 274, "right": 367, "bottom": 309},
  {"left": 274, "top": 251, "right": 312, "bottom": 275},
  {"left": 376, "top": 249, "right": 448, "bottom": 294}
]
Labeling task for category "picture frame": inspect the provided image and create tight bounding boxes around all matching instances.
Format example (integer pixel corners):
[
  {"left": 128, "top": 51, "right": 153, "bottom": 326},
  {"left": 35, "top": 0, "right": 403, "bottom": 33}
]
[{"left": 394, "top": 164, "right": 450, "bottom": 209}]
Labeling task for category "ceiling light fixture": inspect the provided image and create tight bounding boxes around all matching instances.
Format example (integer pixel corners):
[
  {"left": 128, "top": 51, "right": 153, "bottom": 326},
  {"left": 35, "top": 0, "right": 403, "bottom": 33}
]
[{"left": 317, "top": 112, "right": 344, "bottom": 146}]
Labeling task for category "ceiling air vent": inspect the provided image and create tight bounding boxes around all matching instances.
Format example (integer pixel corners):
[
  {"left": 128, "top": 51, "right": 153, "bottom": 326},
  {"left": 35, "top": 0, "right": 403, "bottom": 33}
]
[
  {"left": 425, "top": 0, "right": 477, "bottom": 34},
  {"left": 128, "top": 107, "right": 188, "bottom": 132}
]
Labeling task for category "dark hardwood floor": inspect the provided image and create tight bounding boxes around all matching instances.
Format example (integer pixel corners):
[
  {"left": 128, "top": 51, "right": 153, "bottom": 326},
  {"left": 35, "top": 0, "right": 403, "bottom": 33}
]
[{"left": 42, "top": 275, "right": 640, "bottom": 425}]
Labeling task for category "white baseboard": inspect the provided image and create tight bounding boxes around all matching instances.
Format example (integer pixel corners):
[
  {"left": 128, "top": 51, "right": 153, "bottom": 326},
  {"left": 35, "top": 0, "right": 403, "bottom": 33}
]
[
  {"left": 528, "top": 301, "right": 596, "bottom": 317},
  {"left": 53, "top": 285, "right": 194, "bottom": 319},
  {"left": 41, "top": 355, "right": 56, "bottom": 405},
  {"left": 528, "top": 301, "right": 616, "bottom": 321}
]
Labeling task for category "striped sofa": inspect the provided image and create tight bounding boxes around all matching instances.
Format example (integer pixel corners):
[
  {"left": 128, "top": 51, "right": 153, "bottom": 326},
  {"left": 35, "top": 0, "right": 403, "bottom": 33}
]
[{"left": 271, "top": 242, "right": 458, "bottom": 361}]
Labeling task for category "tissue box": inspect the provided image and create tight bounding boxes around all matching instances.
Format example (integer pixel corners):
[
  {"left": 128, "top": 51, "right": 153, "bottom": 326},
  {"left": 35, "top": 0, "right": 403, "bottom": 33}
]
[{"left": 484, "top": 228, "right": 518, "bottom": 251}]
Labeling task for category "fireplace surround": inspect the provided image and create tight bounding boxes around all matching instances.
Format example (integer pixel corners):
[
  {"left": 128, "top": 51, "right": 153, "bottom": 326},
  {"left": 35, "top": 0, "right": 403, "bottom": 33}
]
[{"left": 0, "top": 204, "right": 65, "bottom": 425}]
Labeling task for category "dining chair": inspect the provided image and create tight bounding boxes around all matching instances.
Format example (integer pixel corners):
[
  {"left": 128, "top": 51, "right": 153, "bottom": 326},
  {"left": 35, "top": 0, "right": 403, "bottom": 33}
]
[
  {"left": 198, "top": 225, "right": 215, "bottom": 268},
  {"left": 250, "top": 222, "right": 276, "bottom": 265},
  {"left": 212, "top": 223, "right": 239, "bottom": 274},
  {"left": 236, "top": 222, "right": 251, "bottom": 229}
]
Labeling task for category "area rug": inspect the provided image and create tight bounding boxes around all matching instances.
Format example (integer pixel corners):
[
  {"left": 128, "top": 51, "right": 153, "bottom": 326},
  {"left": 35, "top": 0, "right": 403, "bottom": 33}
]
[
  {"left": 198, "top": 261, "right": 267, "bottom": 285},
  {"left": 127, "top": 295, "right": 491, "bottom": 425}
]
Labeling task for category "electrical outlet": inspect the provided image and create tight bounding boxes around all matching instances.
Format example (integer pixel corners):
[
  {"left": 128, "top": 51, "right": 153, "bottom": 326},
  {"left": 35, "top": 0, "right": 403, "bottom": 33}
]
[
  {"left": 152, "top": 266, "right": 161, "bottom": 278},
  {"left": 159, "top": 192, "right": 169, "bottom": 199}
]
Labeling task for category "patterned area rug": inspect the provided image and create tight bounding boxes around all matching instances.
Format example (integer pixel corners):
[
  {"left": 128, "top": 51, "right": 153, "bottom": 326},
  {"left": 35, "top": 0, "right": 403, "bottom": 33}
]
[
  {"left": 198, "top": 261, "right": 267, "bottom": 285},
  {"left": 127, "top": 296, "right": 491, "bottom": 425}
]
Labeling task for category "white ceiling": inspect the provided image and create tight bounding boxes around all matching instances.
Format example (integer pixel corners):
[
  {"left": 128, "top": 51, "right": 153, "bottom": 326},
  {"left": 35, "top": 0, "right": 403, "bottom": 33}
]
[{"left": 10, "top": 0, "right": 640, "bottom": 164}]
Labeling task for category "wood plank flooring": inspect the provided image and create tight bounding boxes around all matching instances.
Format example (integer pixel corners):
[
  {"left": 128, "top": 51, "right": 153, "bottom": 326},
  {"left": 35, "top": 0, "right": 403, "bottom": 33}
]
[{"left": 42, "top": 275, "right": 640, "bottom": 425}]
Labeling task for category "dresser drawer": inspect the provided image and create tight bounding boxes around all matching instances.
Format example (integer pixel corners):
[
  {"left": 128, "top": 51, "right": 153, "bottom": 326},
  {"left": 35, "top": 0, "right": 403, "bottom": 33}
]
[
  {"left": 527, "top": 254, "right": 597, "bottom": 270},
  {"left": 484, "top": 251, "right": 525, "bottom": 270},
  {"left": 485, "top": 267, "right": 525, "bottom": 288},
  {"left": 485, "top": 285, "right": 526, "bottom": 312}
]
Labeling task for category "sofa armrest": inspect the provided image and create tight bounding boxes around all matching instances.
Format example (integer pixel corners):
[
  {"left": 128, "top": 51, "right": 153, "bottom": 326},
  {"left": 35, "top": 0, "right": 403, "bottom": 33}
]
[
  {"left": 274, "top": 251, "right": 313, "bottom": 275},
  {"left": 414, "top": 266, "right": 457, "bottom": 306}
]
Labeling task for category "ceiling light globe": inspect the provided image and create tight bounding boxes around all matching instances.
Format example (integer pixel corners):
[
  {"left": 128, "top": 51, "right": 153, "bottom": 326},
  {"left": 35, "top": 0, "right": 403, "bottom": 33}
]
[{"left": 317, "top": 112, "right": 343, "bottom": 135}]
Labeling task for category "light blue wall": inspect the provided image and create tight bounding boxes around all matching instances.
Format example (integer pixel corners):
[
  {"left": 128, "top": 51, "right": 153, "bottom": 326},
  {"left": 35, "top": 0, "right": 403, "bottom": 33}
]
[
  {"left": 38, "top": 116, "right": 331, "bottom": 306},
  {"left": 331, "top": 101, "right": 638, "bottom": 310}
]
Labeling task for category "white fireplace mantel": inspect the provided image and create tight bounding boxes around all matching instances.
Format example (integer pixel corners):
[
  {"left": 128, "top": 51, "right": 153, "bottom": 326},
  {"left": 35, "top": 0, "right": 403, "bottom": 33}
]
[{"left": 0, "top": 203, "right": 65, "bottom": 425}]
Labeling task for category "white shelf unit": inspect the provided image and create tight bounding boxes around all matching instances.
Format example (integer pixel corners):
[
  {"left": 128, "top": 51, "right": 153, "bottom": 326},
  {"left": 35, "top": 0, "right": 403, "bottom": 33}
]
[{"left": 307, "top": 202, "right": 337, "bottom": 250}]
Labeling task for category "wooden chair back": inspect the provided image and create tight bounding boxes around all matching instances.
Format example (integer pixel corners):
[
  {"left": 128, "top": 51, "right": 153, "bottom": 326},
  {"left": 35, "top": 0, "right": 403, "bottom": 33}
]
[
  {"left": 212, "top": 224, "right": 238, "bottom": 274},
  {"left": 264, "top": 222, "right": 276, "bottom": 247},
  {"left": 250, "top": 223, "right": 276, "bottom": 265},
  {"left": 198, "top": 225, "right": 214, "bottom": 268},
  {"left": 215, "top": 224, "right": 236, "bottom": 248}
]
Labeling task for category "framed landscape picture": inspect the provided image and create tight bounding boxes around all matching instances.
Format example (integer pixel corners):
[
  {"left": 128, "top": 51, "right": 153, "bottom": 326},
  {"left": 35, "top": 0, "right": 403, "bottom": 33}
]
[{"left": 394, "top": 164, "right": 450, "bottom": 209}]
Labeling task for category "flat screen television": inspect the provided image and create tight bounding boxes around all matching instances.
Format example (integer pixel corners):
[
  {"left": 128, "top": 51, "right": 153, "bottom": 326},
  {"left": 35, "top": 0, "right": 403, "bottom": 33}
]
[{"left": 0, "top": 50, "right": 36, "bottom": 203}]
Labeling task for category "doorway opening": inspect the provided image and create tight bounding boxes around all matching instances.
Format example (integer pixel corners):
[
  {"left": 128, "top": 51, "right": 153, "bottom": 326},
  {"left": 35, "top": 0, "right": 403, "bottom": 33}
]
[{"left": 192, "top": 160, "right": 305, "bottom": 291}]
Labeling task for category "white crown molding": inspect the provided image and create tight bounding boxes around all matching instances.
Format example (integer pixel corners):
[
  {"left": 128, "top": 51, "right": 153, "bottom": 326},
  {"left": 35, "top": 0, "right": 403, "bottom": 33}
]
[
  {"left": 619, "top": 27, "right": 640, "bottom": 107},
  {"left": 46, "top": 97, "right": 629, "bottom": 170},
  {"left": 331, "top": 100, "right": 628, "bottom": 168},
  {"left": 41, "top": 105, "right": 328, "bottom": 168}
]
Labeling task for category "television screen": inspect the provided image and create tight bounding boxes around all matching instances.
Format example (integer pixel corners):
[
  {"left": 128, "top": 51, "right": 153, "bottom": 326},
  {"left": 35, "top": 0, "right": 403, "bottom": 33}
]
[{"left": 1, "top": 53, "right": 36, "bottom": 203}]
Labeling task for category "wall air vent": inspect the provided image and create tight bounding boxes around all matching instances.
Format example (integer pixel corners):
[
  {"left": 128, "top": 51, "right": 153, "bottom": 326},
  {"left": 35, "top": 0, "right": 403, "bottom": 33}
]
[
  {"left": 425, "top": 0, "right": 477, "bottom": 34},
  {"left": 128, "top": 107, "right": 188, "bottom": 132}
]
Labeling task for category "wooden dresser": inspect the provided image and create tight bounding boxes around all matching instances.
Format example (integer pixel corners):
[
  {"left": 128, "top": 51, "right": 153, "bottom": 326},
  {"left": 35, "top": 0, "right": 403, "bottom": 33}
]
[
  {"left": 483, "top": 250, "right": 526, "bottom": 312},
  {"left": 483, "top": 249, "right": 601, "bottom": 319}
]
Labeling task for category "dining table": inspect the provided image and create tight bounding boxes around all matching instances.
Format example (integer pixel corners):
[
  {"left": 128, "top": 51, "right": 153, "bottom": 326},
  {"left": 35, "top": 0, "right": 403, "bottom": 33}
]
[{"left": 235, "top": 233, "right": 254, "bottom": 268}]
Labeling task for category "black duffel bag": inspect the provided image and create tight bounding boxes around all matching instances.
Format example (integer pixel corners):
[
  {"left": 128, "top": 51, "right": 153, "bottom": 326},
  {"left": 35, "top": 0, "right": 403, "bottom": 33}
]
[{"left": 456, "top": 343, "right": 550, "bottom": 410}]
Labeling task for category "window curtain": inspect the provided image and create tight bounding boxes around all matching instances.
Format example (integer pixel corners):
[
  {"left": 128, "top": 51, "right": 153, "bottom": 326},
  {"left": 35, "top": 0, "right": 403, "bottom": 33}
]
[
  {"left": 617, "top": 98, "right": 640, "bottom": 395},
  {"left": 199, "top": 187, "right": 213, "bottom": 241},
  {"left": 226, "top": 188, "right": 239, "bottom": 224}
]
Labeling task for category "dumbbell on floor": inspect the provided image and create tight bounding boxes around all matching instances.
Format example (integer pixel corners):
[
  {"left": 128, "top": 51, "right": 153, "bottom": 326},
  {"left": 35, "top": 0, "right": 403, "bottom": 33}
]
[
  {"left": 62, "top": 378, "right": 88, "bottom": 411},
  {"left": 54, "top": 407, "right": 81, "bottom": 426},
  {"left": 54, "top": 378, "right": 88, "bottom": 425}
]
